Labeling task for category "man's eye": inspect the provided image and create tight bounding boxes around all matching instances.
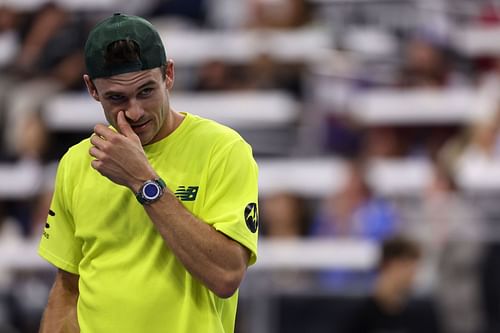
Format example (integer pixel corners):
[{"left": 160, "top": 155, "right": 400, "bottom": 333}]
[
  {"left": 139, "top": 88, "right": 153, "bottom": 97},
  {"left": 108, "top": 95, "right": 124, "bottom": 102}
]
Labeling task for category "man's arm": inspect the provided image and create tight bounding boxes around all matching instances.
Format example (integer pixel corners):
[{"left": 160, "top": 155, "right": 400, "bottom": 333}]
[
  {"left": 90, "top": 112, "right": 251, "bottom": 298},
  {"left": 143, "top": 190, "right": 250, "bottom": 298},
  {"left": 39, "top": 269, "right": 79, "bottom": 333}
]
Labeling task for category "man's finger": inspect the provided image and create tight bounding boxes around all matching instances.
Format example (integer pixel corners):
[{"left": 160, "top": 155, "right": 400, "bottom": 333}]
[
  {"left": 90, "top": 133, "right": 107, "bottom": 149},
  {"left": 94, "top": 124, "right": 115, "bottom": 139},
  {"left": 90, "top": 159, "right": 101, "bottom": 170},
  {"left": 117, "top": 111, "right": 135, "bottom": 138},
  {"left": 89, "top": 146, "right": 105, "bottom": 160}
]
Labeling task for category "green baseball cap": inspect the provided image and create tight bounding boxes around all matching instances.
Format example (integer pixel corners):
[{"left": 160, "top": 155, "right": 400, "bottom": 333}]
[{"left": 84, "top": 13, "right": 167, "bottom": 79}]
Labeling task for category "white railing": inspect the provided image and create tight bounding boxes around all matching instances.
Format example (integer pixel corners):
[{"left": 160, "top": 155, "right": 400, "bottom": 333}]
[
  {"left": 0, "top": 237, "right": 377, "bottom": 273},
  {"left": 7, "top": 157, "right": 500, "bottom": 201},
  {"left": 349, "top": 88, "right": 494, "bottom": 125},
  {"left": 42, "top": 91, "right": 299, "bottom": 131}
]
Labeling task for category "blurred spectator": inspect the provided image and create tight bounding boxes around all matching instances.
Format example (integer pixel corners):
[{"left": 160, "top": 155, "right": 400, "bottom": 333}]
[
  {"left": 460, "top": 111, "right": 500, "bottom": 162},
  {"left": 258, "top": 192, "right": 314, "bottom": 291},
  {"left": 317, "top": 31, "right": 468, "bottom": 159},
  {"left": 194, "top": 54, "right": 303, "bottom": 97},
  {"left": 0, "top": 6, "right": 19, "bottom": 67},
  {"left": 404, "top": 165, "right": 485, "bottom": 333},
  {"left": 310, "top": 161, "right": 398, "bottom": 290},
  {"left": 15, "top": 113, "right": 49, "bottom": 162},
  {"left": 247, "top": 0, "right": 311, "bottom": 29},
  {"left": 362, "top": 126, "right": 407, "bottom": 159},
  {"left": 362, "top": 32, "right": 468, "bottom": 160},
  {"left": 149, "top": 0, "right": 207, "bottom": 26},
  {"left": 347, "top": 236, "right": 440, "bottom": 333},
  {"left": 0, "top": 207, "right": 23, "bottom": 243},
  {"left": 0, "top": 3, "right": 86, "bottom": 158},
  {"left": 397, "top": 35, "right": 450, "bottom": 88},
  {"left": 310, "top": 162, "right": 398, "bottom": 240},
  {"left": 478, "top": 1, "right": 500, "bottom": 25},
  {"left": 450, "top": 102, "right": 500, "bottom": 333},
  {"left": 407, "top": 165, "right": 482, "bottom": 256},
  {"left": 260, "top": 192, "right": 309, "bottom": 238},
  {"left": 194, "top": 60, "right": 239, "bottom": 91},
  {"left": 243, "top": 54, "right": 281, "bottom": 90},
  {"left": 244, "top": 54, "right": 304, "bottom": 97},
  {"left": 0, "top": 4, "right": 86, "bottom": 239},
  {"left": 448, "top": 106, "right": 500, "bottom": 187}
]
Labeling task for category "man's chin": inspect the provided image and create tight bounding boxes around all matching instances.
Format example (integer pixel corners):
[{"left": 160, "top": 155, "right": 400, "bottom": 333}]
[
  {"left": 134, "top": 131, "right": 150, "bottom": 145},
  {"left": 139, "top": 137, "right": 152, "bottom": 146}
]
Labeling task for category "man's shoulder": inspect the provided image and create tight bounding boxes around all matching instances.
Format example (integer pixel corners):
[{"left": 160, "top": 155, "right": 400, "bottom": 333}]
[
  {"left": 60, "top": 137, "right": 93, "bottom": 166},
  {"left": 184, "top": 113, "right": 247, "bottom": 148},
  {"left": 188, "top": 113, "right": 241, "bottom": 138}
]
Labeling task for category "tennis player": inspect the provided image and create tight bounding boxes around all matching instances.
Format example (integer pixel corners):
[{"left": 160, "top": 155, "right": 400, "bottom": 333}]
[{"left": 38, "top": 13, "right": 259, "bottom": 333}]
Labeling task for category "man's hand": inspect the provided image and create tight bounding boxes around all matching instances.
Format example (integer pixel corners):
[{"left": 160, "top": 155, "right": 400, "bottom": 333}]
[{"left": 89, "top": 111, "right": 157, "bottom": 192}]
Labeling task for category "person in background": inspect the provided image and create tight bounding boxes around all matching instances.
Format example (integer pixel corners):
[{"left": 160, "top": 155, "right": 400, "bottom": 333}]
[
  {"left": 0, "top": 3, "right": 86, "bottom": 158},
  {"left": 404, "top": 165, "right": 484, "bottom": 333},
  {"left": 311, "top": 162, "right": 398, "bottom": 241},
  {"left": 247, "top": 0, "right": 311, "bottom": 28},
  {"left": 258, "top": 191, "right": 314, "bottom": 291},
  {"left": 347, "top": 236, "right": 441, "bottom": 333},
  {"left": 260, "top": 191, "right": 309, "bottom": 238},
  {"left": 397, "top": 35, "right": 450, "bottom": 88},
  {"left": 310, "top": 161, "right": 398, "bottom": 290}
]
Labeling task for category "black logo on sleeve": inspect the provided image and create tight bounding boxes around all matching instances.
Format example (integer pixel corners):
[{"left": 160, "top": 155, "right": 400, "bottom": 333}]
[
  {"left": 45, "top": 210, "right": 56, "bottom": 229},
  {"left": 43, "top": 209, "right": 56, "bottom": 239},
  {"left": 175, "top": 186, "right": 199, "bottom": 201},
  {"left": 244, "top": 203, "right": 259, "bottom": 233}
]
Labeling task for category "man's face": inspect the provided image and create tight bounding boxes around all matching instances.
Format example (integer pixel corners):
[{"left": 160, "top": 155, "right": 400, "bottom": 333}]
[
  {"left": 84, "top": 62, "right": 174, "bottom": 145},
  {"left": 390, "top": 258, "right": 419, "bottom": 293}
]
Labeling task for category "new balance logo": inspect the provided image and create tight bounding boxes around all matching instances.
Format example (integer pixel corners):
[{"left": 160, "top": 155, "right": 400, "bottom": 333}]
[{"left": 175, "top": 186, "right": 199, "bottom": 201}]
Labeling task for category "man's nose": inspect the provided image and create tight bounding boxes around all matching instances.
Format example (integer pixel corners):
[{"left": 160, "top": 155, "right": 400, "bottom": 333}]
[{"left": 124, "top": 100, "right": 144, "bottom": 122}]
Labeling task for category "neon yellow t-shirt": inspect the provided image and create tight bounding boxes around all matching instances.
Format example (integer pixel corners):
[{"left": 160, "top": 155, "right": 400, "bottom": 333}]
[{"left": 38, "top": 113, "right": 259, "bottom": 333}]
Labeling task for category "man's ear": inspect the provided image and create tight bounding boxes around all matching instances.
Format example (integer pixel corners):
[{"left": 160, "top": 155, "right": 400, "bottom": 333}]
[
  {"left": 83, "top": 74, "right": 100, "bottom": 102},
  {"left": 165, "top": 60, "right": 175, "bottom": 90}
]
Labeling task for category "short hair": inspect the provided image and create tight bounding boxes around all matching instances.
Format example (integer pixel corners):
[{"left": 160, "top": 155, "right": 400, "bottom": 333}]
[
  {"left": 104, "top": 39, "right": 140, "bottom": 66},
  {"left": 104, "top": 40, "right": 166, "bottom": 81},
  {"left": 379, "top": 236, "right": 421, "bottom": 269}
]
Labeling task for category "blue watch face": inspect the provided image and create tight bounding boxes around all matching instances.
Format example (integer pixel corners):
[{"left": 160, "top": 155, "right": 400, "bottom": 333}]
[{"left": 143, "top": 183, "right": 160, "bottom": 199}]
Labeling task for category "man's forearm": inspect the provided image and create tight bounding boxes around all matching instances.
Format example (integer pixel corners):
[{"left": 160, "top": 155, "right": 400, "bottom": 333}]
[
  {"left": 39, "top": 305, "right": 78, "bottom": 333},
  {"left": 144, "top": 190, "right": 250, "bottom": 299},
  {"left": 40, "top": 270, "right": 79, "bottom": 333}
]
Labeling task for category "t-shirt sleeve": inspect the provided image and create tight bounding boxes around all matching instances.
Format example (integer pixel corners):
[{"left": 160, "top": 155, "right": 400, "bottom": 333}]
[
  {"left": 203, "top": 138, "right": 259, "bottom": 265},
  {"left": 38, "top": 153, "right": 83, "bottom": 274}
]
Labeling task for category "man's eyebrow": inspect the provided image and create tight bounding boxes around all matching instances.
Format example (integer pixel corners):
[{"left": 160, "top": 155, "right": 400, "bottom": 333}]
[
  {"left": 103, "top": 90, "right": 124, "bottom": 97},
  {"left": 137, "top": 80, "right": 157, "bottom": 90},
  {"left": 103, "top": 80, "right": 157, "bottom": 97}
]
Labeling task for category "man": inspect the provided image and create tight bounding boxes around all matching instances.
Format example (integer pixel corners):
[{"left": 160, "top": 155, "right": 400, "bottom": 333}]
[
  {"left": 347, "top": 236, "right": 440, "bottom": 333},
  {"left": 38, "top": 13, "right": 259, "bottom": 333}
]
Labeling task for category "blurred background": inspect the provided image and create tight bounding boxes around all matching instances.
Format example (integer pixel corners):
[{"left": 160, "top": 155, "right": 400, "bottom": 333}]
[{"left": 2, "top": 0, "right": 500, "bottom": 332}]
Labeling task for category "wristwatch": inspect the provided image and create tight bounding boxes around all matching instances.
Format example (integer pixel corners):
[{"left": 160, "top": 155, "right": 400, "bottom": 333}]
[{"left": 135, "top": 178, "right": 166, "bottom": 205}]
